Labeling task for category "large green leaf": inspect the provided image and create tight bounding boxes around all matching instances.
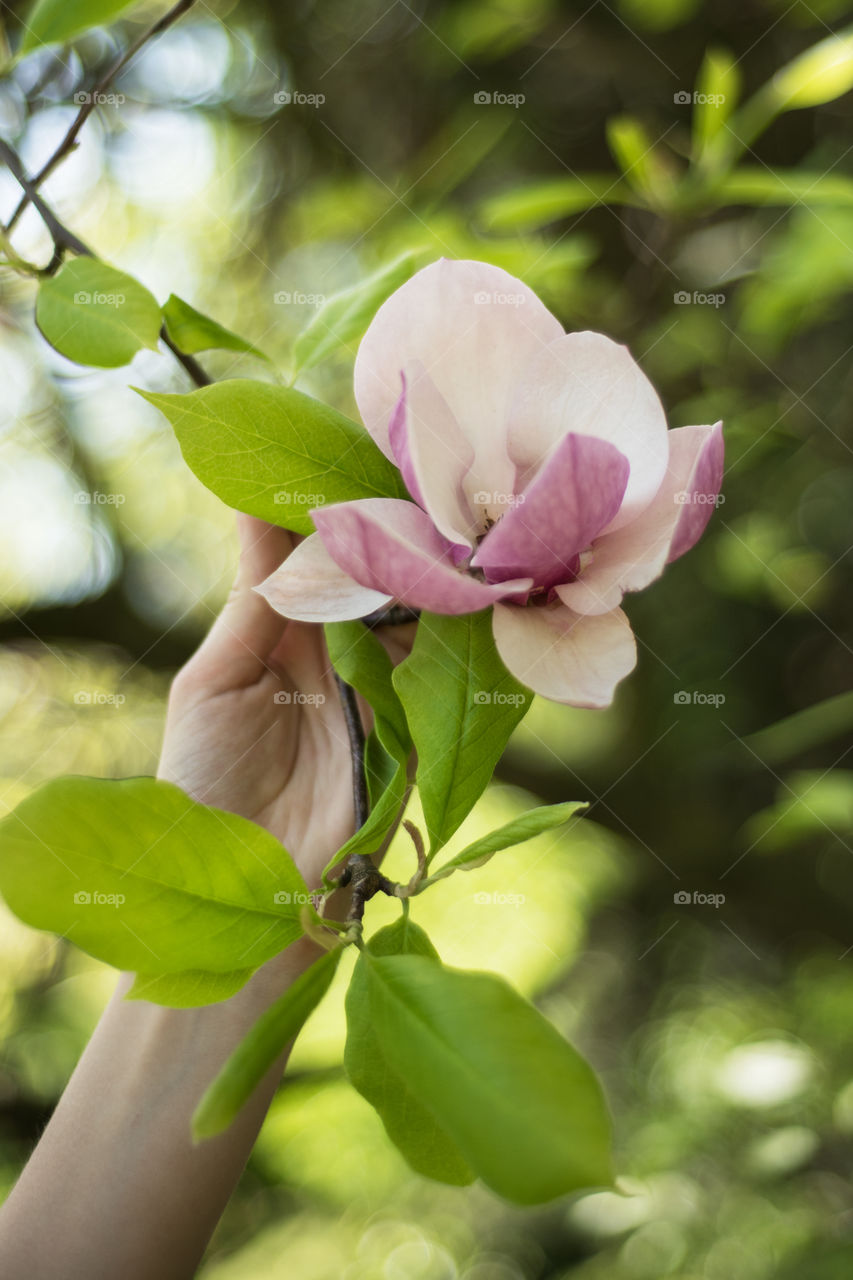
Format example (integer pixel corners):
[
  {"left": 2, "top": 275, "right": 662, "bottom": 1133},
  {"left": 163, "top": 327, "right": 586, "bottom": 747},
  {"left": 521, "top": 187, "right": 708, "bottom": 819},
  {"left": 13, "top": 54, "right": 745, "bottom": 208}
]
[
  {"left": 345, "top": 918, "right": 474, "bottom": 1186},
  {"left": 19, "top": 0, "right": 137, "bottom": 54},
  {"left": 363, "top": 952, "right": 612, "bottom": 1203},
  {"left": 290, "top": 253, "right": 419, "bottom": 376},
  {"left": 136, "top": 380, "right": 408, "bottom": 535},
  {"left": 162, "top": 294, "right": 269, "bottom": 361},
  {"left": 193, "top": 946, "right": 342, "bottom": 1138},
  {"left": 36, "top": 258, "right": 162, "bottom": 368},
  {"left": 393, "top": 611, "right": 531, "bottom": 855},
  {"left": 425, "top": 801, "right": 588, "bottom": 886},
  {"left": 126, "top": 969, "right": 256, "bottom": 1008},
  {"left": 0, "top": 777, "right": 309, "bottom": 978}
]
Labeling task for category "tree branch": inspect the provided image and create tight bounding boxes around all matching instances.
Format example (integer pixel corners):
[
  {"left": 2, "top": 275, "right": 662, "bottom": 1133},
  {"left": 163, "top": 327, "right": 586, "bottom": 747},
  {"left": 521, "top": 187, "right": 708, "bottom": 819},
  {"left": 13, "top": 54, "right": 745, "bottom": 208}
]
[
  {"left": 0, "top": 139, "right": 211, "bottom": 389},
  {"left": 0, "top": 139, "right": 93, "bottom": 262},
  {"left": 333, "top": 672, "right": 369, "bottom": 830},
  {"left": 4, "top": 0, "right": 198, "bottom": 235}
]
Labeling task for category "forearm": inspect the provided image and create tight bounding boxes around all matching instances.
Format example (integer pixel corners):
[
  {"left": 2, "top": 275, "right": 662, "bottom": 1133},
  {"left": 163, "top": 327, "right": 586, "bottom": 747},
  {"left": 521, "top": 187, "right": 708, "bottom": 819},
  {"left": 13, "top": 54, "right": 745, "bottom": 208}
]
[{"left": 0, "top": 936, "right": 321, "bottom": 1280}]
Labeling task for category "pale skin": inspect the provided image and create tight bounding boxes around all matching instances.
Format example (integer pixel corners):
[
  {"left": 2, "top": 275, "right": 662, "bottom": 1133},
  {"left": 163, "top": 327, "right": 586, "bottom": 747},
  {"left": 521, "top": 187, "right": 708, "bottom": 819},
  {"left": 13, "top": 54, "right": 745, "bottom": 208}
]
[{"left": 0, "top": 516, "right": 403, "bottom": 1280}]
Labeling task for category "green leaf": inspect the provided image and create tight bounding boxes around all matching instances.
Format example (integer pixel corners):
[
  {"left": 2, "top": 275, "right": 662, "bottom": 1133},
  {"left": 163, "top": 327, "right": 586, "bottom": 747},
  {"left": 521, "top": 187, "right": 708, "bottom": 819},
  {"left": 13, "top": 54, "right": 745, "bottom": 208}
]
[
  {"left": 290, "top": 253, "right": 419, "bottom": 376},
  {"left": 345, "top": 919, "right": 474, "bottom": 1186},
  {"left": 36, "top": 258, "right": 162, "bottom": 368},
  {"left": 126, "top": 969, "right": 256, "bottom": 1007},
  {"left": 770, "top": 28, "right": 853, "bottom": 110},
  {"left": 19, "top": 0, "right": 138, "bottom": 54},
  {"left": 362, "top": 953, "right": 613, "bottom": 1203},
  {"left": 741, "top": 770, "right": 853, "bottom": 853},
  {"left": 324, "top": 620, "right": 411, "bottom": 760},
  {"left": 162, "top": 294, "right": 269, "bottom": 361},
  {"left": 322, "top": 759, "right": 407, "bottom": 883},
  {"left": 742, "top": 690, "right": 853, "bottom": 765},
  {"left": 393, "top": 611, "right": 531, "bottom": 855},
  {"left": 425, "top": 801, "right": 588, "bottom": 885},
  {"left": 606, "top": 116, "right": 674, "bottom": 204},
  {"left": 693, "top": 48, "right": 740, "bottom": 154},
  {"left": 713, "top": 170, "right": 853, "bottom": 207},
  {"left": 136, "top": 380, "right": 408, "bottom": 535},
  {"left": 480, "top": 176, "right": 634, "bottom": 231},
  {"left": 322, "top": 621, "right": 413, "bottom": 882},
  {"left": 193, "top": 947, "right": 342, "bottom": 1139},
  {"left": 0, "top": 777, "right": 310, "bottom": 977}
]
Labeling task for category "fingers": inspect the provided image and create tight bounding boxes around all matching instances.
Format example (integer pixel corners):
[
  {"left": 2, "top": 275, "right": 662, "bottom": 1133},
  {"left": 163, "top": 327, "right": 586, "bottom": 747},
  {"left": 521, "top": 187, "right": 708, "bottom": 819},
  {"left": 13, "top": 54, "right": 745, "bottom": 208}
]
[{"left": 187, "top": 516, "right": 296, "bottom": 689}]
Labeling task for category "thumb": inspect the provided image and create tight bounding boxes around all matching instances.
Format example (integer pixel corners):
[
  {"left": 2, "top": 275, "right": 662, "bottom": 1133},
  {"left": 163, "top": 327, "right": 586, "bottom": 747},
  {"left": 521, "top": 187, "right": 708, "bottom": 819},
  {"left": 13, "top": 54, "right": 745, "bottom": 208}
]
[{"left": 191, "top": 515, "right": 296, "bottom": 686}]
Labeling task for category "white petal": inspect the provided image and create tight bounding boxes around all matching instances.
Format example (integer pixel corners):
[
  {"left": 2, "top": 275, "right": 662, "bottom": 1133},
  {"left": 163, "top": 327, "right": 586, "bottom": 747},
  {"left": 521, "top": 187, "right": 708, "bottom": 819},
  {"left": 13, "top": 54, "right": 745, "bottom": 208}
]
[
  {"left": 354, "top": 258, "right": 564, "bottom": 504},
  {"left": 492, "top": 601, "right": 637, "bottom": 708},
  {"left": 508, "top": 331, "right": 669, "bottom": 532},
  {"left": 256, "top": 533, "right": 391, "bottom": 623}
]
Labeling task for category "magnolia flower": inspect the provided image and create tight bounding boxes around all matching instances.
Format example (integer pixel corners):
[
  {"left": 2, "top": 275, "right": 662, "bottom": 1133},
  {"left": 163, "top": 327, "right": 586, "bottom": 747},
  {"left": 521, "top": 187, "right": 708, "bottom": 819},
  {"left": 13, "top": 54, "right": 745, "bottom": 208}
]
[{"left": 259, "top": 260, "right": 723, "bottom": 707}]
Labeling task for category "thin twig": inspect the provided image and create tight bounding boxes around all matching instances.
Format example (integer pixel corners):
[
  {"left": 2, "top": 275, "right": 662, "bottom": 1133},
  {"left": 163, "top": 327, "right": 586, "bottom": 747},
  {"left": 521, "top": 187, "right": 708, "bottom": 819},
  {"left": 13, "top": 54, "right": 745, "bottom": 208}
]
[
  {"left": 333, "top": 672, "right": 368, "bottom": 830},
  {"left": 160, "top": 323, "right": 211, "bottom": 387},
  {"left": 5, "top": 0, "right": 198, "bottom": 234},
  {"left": 0, "top": 139, "right": 93, "bottom": 261},
  {"left": 0, "top": 140, "right": 211, "bottom": 387}
]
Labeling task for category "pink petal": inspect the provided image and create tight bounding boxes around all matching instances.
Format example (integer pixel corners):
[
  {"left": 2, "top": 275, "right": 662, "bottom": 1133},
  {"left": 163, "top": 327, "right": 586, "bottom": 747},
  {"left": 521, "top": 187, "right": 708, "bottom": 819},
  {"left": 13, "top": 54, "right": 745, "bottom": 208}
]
[
  {"left": 471, "top": 433, "right": 629, "bottom": 590},
  {"left": 492, "top": 601, "right": 637, "bottom": 708},
  {"left": 313, "top": 498, "right": 532, "bottom": 616},
  {"left": 389, "top": 361, "right": 478, "bottom": 547},
  {"left": 556, "top": 423, "right": 724, "bottom": 616},
  {"left": 667, "top": 420, "right": 725, "bottom": 563},
  {"left": 256, "top": 533, "right": 391, "bottom": 623},
  {"left": 507, "top": 332, "right": 669, "bottom": 532},
  {"left": 354, "top": 259, "right": 564, "bottom": 510}
]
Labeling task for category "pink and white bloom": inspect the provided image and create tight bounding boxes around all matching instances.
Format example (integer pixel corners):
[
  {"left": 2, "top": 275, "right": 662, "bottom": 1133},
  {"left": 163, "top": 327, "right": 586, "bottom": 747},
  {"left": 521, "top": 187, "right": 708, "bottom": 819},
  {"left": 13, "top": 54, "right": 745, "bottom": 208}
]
[{"left": 259, "top": 260, "right": 723, "bottom": 708}]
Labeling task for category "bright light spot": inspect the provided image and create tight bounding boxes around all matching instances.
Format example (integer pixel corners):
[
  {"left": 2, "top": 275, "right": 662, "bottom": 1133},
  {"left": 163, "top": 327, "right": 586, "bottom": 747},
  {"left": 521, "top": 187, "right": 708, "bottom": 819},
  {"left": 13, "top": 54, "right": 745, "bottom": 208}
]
[
  {"left": 109, "top": 109, "right": 218, "bottom": 208},
  {"left": 716, "top": 1039, "right": 813, "bottom": 1106},
  {"left": 127, "top": 20, "right": 233, "bottom": 103}
]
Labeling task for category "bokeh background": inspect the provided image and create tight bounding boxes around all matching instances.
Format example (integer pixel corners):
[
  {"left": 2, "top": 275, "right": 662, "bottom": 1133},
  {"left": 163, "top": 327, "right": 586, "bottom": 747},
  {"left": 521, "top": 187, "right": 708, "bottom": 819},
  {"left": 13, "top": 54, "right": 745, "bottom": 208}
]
[{"left": 2, "top": 0, "right": 853, "bottom": 1276}]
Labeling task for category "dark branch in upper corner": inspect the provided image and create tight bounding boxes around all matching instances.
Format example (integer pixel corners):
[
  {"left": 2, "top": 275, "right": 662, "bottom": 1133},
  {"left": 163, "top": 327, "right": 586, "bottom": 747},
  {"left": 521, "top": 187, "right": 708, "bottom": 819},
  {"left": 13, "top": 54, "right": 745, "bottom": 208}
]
[{"left": 4, "top": 0, "right": 198, "bottom": 235}]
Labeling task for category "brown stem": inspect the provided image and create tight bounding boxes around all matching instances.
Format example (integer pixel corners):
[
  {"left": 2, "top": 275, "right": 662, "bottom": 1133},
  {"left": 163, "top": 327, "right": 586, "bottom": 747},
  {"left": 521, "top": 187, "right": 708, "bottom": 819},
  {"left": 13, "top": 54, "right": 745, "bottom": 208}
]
[{"left": 333, "top": 672, "right": 369, "bottom": 830}]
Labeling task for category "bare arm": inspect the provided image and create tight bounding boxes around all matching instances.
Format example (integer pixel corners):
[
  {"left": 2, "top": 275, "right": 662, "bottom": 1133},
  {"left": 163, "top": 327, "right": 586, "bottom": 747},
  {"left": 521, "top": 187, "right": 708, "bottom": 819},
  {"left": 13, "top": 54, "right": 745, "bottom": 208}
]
[{"left": 0, "top": 517, "right": 359, "bottom": 1279}]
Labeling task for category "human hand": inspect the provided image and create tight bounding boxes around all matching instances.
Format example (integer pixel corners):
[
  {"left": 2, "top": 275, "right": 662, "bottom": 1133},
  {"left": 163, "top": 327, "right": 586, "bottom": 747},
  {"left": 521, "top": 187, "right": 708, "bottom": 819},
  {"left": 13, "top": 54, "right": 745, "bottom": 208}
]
[{"left": 158, "top": 515, "right": 365, "bottom": 891}]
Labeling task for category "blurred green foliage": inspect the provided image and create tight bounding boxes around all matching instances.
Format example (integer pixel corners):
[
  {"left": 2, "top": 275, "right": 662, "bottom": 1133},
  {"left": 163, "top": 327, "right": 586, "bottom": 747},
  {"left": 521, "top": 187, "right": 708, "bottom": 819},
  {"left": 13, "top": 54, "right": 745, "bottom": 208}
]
[{"left": 1, "top": 0, "right": 853, "bottom": 1274}]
